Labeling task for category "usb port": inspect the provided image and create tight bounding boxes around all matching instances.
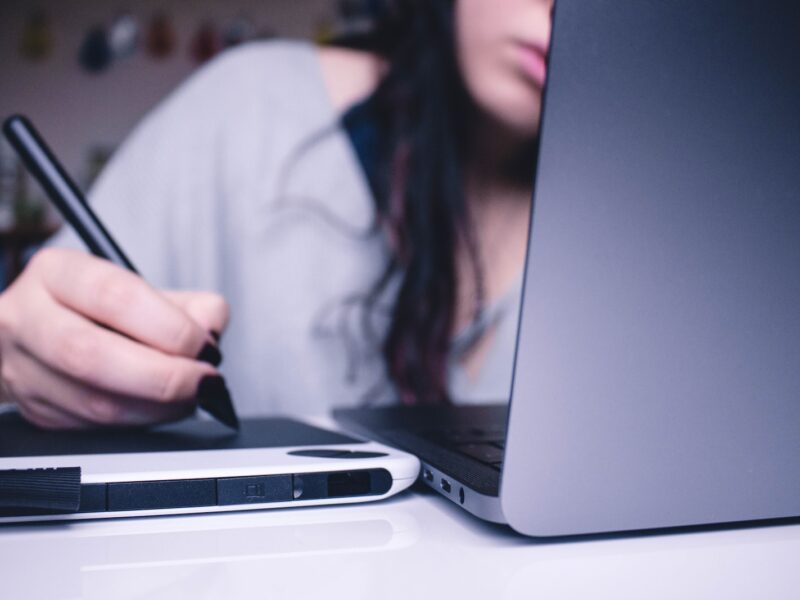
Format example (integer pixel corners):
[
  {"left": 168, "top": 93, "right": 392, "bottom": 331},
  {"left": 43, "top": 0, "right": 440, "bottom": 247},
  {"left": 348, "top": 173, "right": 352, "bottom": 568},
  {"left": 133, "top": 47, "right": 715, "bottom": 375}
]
[
  {"left": 423, "top": 468, "right": 433, "bottom": 482},
  {"left": 440, "top": 478, "right": 451, "bottom": 493}
]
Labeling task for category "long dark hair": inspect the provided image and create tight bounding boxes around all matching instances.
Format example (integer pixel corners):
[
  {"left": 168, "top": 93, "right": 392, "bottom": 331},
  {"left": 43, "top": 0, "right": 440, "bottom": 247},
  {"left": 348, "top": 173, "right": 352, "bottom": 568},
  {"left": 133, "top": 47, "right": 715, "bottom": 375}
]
[{"left": 337, "top": 0, "right": 484, "bottom": 405}]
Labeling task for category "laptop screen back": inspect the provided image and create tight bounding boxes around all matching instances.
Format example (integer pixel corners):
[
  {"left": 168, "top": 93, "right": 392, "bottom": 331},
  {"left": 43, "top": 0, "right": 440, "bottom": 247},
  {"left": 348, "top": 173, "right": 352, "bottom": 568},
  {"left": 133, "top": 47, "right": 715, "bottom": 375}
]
[{"left": 503, "top": 0, "right": 800, "bottom": 536}]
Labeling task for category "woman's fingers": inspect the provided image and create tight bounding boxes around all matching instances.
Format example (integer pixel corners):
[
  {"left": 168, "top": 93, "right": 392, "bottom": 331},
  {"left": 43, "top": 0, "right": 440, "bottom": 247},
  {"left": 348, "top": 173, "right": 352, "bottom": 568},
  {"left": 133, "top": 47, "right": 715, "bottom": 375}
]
[
  {"left": 14, "top": 289, "right": 217, "bottom": 402},
  {"left": 161, "top": 290, "right": 230, "bottom": 339},
  {"left": 0, "top": 247, "right": 232, "bottom": 430},
  {"left": 9, "top": 346, "right": 197, "bottom": 427},
  {"left": 31, "top": 248, "right": 220, "bottom": 362},
  {"left": 17, "top": 396, "right": 94, "bottom": 431}
]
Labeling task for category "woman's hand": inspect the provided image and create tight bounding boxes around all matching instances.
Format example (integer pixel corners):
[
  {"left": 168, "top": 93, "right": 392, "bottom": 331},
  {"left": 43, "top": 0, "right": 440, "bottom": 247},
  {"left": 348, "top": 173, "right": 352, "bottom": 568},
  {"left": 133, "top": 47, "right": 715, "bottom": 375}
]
[{"left": 0, "top": 247, "right": 229, "bottom": 429}]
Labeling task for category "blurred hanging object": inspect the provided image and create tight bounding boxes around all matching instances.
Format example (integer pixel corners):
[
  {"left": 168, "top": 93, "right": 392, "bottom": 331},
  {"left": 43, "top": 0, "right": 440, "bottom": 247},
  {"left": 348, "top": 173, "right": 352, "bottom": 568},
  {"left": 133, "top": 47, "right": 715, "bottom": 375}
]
[
  {"left": 190, "top": 21, "right": 222, "bottom": 65},
  {"left": 78, "top": 25, "right": 112, "bottom": 73},
  {"left": 313, "top": 18, "right": 336, "bottom": 45},
  {"left": 146, "top": 12, "right": 176, "bottom": 60},
  {"left": 109, "top": 12, "right": 140, "bottom": 61},
  {"left": 223, "top": 15, "right": 255, "bottom": 48},
  {"left": 19, "top": 10, "right": 54, "bottom": 62}
]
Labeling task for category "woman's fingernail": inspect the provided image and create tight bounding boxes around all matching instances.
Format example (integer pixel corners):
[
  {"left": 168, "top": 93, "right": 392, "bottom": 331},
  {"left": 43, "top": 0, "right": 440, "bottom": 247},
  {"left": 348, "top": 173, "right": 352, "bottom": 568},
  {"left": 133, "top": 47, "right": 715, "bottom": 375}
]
[{"left": 197, "top": 342, "right": 222, "bottom": 367}]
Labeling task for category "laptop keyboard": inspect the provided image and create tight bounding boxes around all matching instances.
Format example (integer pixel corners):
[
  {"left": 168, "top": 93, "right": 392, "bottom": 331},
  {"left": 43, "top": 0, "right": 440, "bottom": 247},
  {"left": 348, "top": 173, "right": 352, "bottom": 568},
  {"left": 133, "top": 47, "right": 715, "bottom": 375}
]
[
  {"left": 333, "top": 404, "right": 509, "bottom": 497},
  {"left": 455, "top": 442, "right": 504, "bottom": 470},
  {"left": 422, "top": 426, "right": 506, "bottom": 471}
]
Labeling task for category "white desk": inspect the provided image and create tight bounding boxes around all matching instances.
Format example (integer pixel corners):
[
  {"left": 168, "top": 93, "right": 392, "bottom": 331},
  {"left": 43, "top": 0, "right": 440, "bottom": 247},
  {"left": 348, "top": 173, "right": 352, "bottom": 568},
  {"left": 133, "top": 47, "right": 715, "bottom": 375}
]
[{"left": 1, "top": 485, "right": 798, "bottom": 599}]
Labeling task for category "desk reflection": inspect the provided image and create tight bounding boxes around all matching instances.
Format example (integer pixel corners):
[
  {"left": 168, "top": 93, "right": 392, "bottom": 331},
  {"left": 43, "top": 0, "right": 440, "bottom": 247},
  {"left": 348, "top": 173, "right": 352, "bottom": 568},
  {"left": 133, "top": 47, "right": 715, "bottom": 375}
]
[
  {"left": 2, "top": 491, "right": 799, "bottom": 600},
  {"left": 0, "top": 501, "right": 419, "bottom": 599}
]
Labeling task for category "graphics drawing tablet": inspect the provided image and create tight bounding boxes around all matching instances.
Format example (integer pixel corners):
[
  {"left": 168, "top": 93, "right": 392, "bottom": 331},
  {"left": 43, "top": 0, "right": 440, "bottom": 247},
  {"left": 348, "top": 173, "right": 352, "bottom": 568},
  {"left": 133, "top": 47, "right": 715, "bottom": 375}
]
[{"left": 0, "top": 412, "right": 420, "bottom": 523}]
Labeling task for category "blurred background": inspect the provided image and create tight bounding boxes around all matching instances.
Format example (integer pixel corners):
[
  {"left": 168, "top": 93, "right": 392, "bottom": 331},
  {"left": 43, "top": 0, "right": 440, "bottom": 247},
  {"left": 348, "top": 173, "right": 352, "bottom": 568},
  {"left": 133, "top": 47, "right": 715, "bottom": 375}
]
[{"left": 0, "top": 0, "right": 380, "bottom": 287}]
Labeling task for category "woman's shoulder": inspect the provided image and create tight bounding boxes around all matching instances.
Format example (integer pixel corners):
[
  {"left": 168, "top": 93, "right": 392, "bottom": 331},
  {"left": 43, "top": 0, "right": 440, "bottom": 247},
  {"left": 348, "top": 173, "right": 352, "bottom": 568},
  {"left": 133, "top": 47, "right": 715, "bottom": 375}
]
[
  {"left": 127, "top": 40, "right": 343, "bottom": 168},
  {"left": 171, "top": 39, "right": 382, "bottom": 117},
  {"left": 115, "top": 38, "right": 386, "bottom": 189},
  {"left": 177, "top": 39, "right": 327, "bottom": 111}
]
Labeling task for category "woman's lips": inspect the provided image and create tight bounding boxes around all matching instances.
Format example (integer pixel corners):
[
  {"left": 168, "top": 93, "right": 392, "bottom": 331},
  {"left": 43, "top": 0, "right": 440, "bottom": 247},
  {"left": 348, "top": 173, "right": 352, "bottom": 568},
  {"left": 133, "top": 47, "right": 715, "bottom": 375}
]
[{"left": 515, "top": 41, "right": 548, "bottom": 87}]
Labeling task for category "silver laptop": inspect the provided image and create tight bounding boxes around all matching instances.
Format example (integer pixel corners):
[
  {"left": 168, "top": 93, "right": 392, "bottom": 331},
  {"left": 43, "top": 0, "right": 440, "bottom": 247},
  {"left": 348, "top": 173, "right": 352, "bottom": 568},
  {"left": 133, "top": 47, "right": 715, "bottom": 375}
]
[{"left": 336, "top": 0, "right": 800, "bottom": 536}]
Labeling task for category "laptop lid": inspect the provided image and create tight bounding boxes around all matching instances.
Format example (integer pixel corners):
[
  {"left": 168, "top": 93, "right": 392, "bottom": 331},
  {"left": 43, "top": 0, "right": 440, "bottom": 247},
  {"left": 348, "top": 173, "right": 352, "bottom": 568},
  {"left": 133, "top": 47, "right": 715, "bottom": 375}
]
[{"left": 502, "top": 0, "right": 800, "bottom": 536}]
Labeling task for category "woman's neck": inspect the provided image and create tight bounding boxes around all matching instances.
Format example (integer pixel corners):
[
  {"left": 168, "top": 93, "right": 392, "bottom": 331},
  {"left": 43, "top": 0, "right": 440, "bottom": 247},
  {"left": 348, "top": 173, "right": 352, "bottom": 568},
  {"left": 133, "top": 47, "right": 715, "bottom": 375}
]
[
  {"left": 455, "top": 108, "right": 536, "bottom": 308},
  {"left": 466, "top": 110, "right": 538, "bottom": 196}
]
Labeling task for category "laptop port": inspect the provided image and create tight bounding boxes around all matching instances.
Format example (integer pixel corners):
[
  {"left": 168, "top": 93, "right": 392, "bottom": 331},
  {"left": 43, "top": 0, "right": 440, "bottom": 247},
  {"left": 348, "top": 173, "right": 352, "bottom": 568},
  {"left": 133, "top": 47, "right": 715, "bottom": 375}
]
[
  {"left": 459, "top": 487, "right": 465, "bottom": 505},
  {"left": 440, "top": 478, "right": 451, "bottom": 493},
  {"left": 423, "top": 468, "right": 433, "bottom": 482}
]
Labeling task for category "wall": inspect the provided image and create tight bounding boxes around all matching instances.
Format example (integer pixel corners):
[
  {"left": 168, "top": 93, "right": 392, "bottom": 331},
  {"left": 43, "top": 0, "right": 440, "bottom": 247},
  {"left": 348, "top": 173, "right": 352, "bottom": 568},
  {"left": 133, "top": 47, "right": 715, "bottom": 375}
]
[{"left": 0, "top": 0, "right": 334, "bottom": 179}]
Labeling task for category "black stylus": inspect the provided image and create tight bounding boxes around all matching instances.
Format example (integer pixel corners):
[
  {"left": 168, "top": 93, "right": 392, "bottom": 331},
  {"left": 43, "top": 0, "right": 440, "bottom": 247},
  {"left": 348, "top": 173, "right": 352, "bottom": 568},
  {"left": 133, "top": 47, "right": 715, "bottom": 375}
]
[{"left": 2, "top": 114, "right": 239, "bottom": 431}]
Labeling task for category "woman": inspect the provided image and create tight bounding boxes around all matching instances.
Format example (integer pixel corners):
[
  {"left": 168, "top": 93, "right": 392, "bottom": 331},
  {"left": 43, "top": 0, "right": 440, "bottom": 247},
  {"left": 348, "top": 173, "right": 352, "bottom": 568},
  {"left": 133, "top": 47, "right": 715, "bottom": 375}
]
[{"left": 0, "top": 0, "right": 553, "bottom": 428}]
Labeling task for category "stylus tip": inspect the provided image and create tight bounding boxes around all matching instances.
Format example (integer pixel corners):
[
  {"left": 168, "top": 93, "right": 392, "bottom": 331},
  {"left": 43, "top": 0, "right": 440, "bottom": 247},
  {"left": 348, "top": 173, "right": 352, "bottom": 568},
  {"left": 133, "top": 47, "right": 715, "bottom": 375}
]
[{"left": 196, "top": 375, "right": 240, "bottom": 431}]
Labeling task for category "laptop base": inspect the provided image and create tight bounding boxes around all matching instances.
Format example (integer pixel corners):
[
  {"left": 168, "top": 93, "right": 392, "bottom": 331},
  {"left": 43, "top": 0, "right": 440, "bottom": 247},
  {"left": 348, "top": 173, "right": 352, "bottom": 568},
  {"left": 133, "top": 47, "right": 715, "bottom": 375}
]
[{"left": 334, "top": 404, "right": 508, "bottom": 523}]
